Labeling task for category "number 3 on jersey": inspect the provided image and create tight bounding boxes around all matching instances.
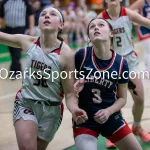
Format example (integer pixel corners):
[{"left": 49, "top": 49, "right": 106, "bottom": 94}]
[
  {"left": 116, "top": 37, "right": 122, "bottom": 47},
  {"left": 92, "top": 89, "right": 102, "bottom": 104}
]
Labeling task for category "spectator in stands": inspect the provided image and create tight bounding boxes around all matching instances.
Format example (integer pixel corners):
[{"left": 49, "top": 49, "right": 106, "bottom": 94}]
[{"left": 0, "top": 0, "right": 34, "bottom": 80}]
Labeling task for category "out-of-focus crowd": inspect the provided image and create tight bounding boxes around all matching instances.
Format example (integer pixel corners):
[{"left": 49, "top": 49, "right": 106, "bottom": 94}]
[
  {"left": 0, "top": 0, "right": 130, "bottom": 45},
  {"left": 0, "top": 0, "right": 99, "bottom": 45}
]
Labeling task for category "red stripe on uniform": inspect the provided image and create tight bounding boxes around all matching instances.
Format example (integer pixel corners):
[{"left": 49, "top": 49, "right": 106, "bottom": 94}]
[
  {"left": 15, "top": 89, "right": 22, "bottom": 100},
  {"left": 60, "top": 91, "right": 64, "bottom": 99},
  {"left": 79, "top": 47, "right": 86, "bottom": 70},
  {"left": 133, "top": 51, "right": 138, "bottom": 57},
  {"left": 107, "top": 120, "right": 131, "bottom": 143},
  {"left": 92, "top": 49, "right": 116, "bottom": 71},
  {"left": 120, "top": 7, "right": 127, "bottom": 16},
  {"left": 119, "top": 58, "right": 124, "bottom": 77},
  {"left": 53, "top": 49, "right": 60, "bottom": 55},
  {"left": 137, "top": 27, "right": 150, "bottom": 41},
  {"left": 34, "top": 40, "right": 40, "bottom": 46},
  {"left": 102, "top": 11, "right": 109, "bottom": 19},
  {"left": 73, "top": 127, "right": 99, "bottom": 138}
]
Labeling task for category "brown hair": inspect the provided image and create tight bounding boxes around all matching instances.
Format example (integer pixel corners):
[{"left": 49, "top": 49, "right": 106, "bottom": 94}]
[{"left": 87, "top": 18, "right": 114, "bottom": 45}]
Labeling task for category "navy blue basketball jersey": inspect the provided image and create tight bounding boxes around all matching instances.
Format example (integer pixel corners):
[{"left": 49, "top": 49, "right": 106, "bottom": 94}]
[
  {"left": 137, "top": 0, "right": 150, "bottom": 40},
  {"left": 75, "top": 46, "right": 129, "bottom": 119}
]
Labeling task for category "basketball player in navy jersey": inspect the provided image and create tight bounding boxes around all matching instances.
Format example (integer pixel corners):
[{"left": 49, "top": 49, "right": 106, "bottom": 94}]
[
  {"left": 72, "top": 18, "right": 142, "bottom": 150},
  {"left": 98, "top": 0, "right": 150, "bottom": 147},
  {"left": 130, "top": 0, "right": 150, "bottom": 78},
  {"left": 0, "top": 7, "right": 87, "bottom": 150}
]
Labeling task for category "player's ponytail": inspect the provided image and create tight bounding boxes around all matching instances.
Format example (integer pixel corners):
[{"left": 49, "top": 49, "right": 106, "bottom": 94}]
[{"left": 57, "top": 29, "right": 63, "bottom": 41}]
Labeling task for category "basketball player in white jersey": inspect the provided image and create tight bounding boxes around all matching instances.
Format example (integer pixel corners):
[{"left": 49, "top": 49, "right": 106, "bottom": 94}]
[
  {"left": 130, "top": 0, "right": 150, "bottom": 78},
  {"left": 0, "top": 7, "right": 87, "bottom": 150},
  {"left": 97, "top": 0, "right": 150, "bottom": 148}
]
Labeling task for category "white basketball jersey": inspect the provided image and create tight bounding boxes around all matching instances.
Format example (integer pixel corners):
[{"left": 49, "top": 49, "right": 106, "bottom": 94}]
[
  {"left": 102, "top": 7, "right": 133, "bottom": 56},
  {"left": 19, "top": 39, "right": 64, "bottom": 103}
]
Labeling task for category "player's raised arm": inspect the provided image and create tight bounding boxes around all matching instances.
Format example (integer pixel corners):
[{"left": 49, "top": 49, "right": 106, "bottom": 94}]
[
  {"left": 0, "top": 32, "right": 36, "bottom": 50},
  {"left": 126, "top": 8, "right": 150, "bottom": 29},
  {"left": 129, "top": 0, "right": 144, "bottom": 10}
]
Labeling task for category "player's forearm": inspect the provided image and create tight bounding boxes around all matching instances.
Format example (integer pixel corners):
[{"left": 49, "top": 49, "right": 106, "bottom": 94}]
[
  {"left": 138, "top": 17, "right": 150, "bottom": 29},
  {"left": 129, "top": 0, "right": 143, "bottom": 10},
  {"left": 106, "top": 98, "right": 126, "bottom": 115},
  {"left": 65, "top": 93, "right": 79, "bottom": 113},
  {"left": 0, "top": 32, "right": 22, "bottom": 48}
]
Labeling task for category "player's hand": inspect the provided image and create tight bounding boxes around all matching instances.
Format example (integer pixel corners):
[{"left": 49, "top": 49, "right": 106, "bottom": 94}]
[
  {"left": 72, "top": 107, "right": 88, "bottom": 125},
  {"left": 74, "top": 79, "right": 84, "bottom": 96},
  {"left": 94, "top": 109, "right": 111, "bottom": 124}
]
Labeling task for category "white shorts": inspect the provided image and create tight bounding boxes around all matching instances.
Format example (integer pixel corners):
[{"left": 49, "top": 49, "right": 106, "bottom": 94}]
[
  {"left": 13, "top": 92, "right": 64, "bottom": 142},
  {"left": 123, "top": 51, "right": 139, "bottom": 73}
]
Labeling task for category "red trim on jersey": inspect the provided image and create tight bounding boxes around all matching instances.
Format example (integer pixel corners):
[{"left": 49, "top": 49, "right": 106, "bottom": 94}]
[
  {"left": 34, "top": 38, "right": 61, "bottom": 55},
  {"left": 60, "top": 91, "right": 64, "bottom": 99},
  {"left": 80, "top": 47, "right": 86, "bottom": 71},
  {"left": 137, "top": 27, "right": 150, "bottom": 41},
  {"left": 102, "top": 10, "right": 109, "bottom": 19},
  {"left": 137, "top": 8, "right": 150, "bottom": 41},
  {"left": 119, "top": 58, "right": 124, "bottom": 77},
  {"left": 107, "top": 120, "right": 131, "bottom": 143},
  {"left": 15, "top": 89, "right": 22, "bottom": 100},
  {"left": 102, "top": 7, "right": 126, "bottom": 20},
  {"left": 120, "top": 7, "right": 127, "bottom": 17},
  {"left": 73, "top": 127, "right": 99, "bottom": 138},
  {"left": 133, "top": 51, "right": 138, "bottom": 57},
  {"left": 52, "top": 49, "right": 61, "bottom": 55},
  {"left": 92, "top": 49, "right": 116, "bottom": 71},
  {"left": 34, "top": 40, "right": 40, "bottom": 46}
]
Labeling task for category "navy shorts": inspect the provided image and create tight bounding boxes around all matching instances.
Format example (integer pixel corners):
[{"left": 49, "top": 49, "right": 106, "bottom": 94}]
[{"left": 73, "top": 112, "right": 131, "bottom": 143}]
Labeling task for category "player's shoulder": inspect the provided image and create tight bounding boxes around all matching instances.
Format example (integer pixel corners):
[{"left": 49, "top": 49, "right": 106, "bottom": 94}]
[
  {"left": 125, "top": 7, "right": 135, "bottom": 19},
  {"left": 76, "top": 46, "right": 92, "bottom": 56},
  {"left": 61, "top": 42, "right": 74, "bottom": 58},
  {"left": 76, "top": 47, "right": 85, "bottom": 54},
  {"left": 62, "top": 42, "right": 73, "bottom": 53},
  {"left": 113, "top": 50, "right": 125, "bottom": 63}
]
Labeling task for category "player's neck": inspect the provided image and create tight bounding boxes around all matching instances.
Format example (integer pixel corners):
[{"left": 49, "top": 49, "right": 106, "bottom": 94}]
[
  {"left": 107, "top": 5, "right": 121, "bottom": 19},
  {"left": 40, "top": 33, "right": 60, "bottom": 52},
  {"left": 93, "top": 42, "right": 112, "bottom": 60}
]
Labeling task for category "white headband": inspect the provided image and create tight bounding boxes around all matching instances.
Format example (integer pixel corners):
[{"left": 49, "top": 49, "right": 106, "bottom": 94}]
[{"left": 49, "top": 7, "right": 63, "bottom": 23}]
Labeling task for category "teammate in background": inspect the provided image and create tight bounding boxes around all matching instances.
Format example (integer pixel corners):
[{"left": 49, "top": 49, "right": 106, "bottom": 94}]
[
  {"left": 130, "top": 0, "right": 150, "bottom": 78},
  {"left": 73, "top": 18, "right": 142, "bottom": 150},
  {"left": 98, "top": 0, "right": 150, "bottom": 148},
  {"left": 0, "top": 7, "right": 87, "bottom": 150}
]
